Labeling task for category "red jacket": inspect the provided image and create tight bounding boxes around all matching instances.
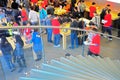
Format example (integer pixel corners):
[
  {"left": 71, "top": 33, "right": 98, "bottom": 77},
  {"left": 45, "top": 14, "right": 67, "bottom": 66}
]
[
  {"left": 25, "top": 28, "right": 31, "bottom": 36},
  {"left": 89, "top": 34, "right": 100, "bottom": 54},
  {"left": 31, "top": 0, "right": 38, "bottom": 3},
  {"left": 51, "top": 18, "right": 60, "bottom": 34},
  {"left": 89, "top": 5, "right": 96, "bottom": 18},
  {"left": 21, "top": 9, "right": 28, "bottom": 21},
  {"left": 104, "top": 13, "right": 112, "bottom": 27}
]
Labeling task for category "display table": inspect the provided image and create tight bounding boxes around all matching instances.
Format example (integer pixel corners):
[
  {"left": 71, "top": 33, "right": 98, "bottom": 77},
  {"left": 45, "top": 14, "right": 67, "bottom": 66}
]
[
  {"left": 60, "top": 22, "right": 71, "bottom": 49},
  {"left": 54, "top": 8, "right": 67, "bottom": 15}
]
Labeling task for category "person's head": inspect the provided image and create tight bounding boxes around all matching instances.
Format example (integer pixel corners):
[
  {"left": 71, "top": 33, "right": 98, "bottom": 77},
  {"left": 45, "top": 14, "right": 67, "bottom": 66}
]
[
  {"left": 15, "top": 35, "right": 24, "bottom": 47},
  {"left": 107, "top": 4, "right": 110, "bottom": 7},
  {"left": 107, "top": 9, "right": 111, "bottom": 14},
  {"left": 30, "top": 6, "right": 35, "bottom": 10},
  {"left": 105, "top": 4, "right": 110, "bottom": 10},
  {"left": 118, "top": 13, "right": 120, "bottom": 17},
  {"left": 92, "top": 2, "right": 96, "bottom": 5}
]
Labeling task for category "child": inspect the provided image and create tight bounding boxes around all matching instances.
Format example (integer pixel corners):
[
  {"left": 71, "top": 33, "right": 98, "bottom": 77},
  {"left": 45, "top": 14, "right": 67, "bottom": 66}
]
[
  {"left": 51, "top": 15, "right": 61, "bottom": 47},
  {"left": 31, "top": 29, "right": 42, "bottom": 61},
  {"left": 24, "top": 22, "right": 32, "bottom": 44},
  {"left": 85, "top": 26, "right": 100, "bottom": 56}
]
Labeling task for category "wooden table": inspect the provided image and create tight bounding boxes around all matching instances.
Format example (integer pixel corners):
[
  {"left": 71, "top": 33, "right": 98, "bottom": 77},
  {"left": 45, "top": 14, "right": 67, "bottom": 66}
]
[{"left": 60, "top": 22, "right": 71, "bottom": 50}]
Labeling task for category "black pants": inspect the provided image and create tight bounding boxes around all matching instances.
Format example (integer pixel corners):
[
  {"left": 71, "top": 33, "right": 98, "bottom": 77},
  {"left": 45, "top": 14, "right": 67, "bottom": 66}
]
[
  {"left": 88, "top": 50, "right": 99, "bottom": 56},
  {"left": 118, "top": 30, "right": 120, "bottom": 37},
  {"left": 102, "top": 27, "right": 112, "bottom": 38}
]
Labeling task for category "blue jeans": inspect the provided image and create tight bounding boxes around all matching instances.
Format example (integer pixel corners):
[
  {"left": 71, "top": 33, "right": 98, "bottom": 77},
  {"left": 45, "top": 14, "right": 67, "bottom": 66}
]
[
  {"left": 54, "top": 34, "right": 60, "bottom": 46},
  {"left": 40, "top": 20, "right": 46, "bottom": 26},
  {"left": 30, "top": 22, "right": 38, "bottom": 25},
  {"left": 16, "top": 55, "right": 26, "bottom": 68},
  {"left": 23, "top": 21, "right": 28, "bottom": 25},
  {"left": 47, "top": 28, "right": 52, "bottom": 42},
  {"left": 4, "top": 55, "right": 14, "bottom": 69},
  {"left": 70, "top": 32, "right": 78, "bottom": 48},
  {"left": 40, "top": 20, "right": 47, "bottom": 33}
]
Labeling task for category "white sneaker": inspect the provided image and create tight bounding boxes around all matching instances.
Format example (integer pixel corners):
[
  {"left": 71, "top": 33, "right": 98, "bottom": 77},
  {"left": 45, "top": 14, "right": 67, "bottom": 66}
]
[
  {"left": 108, "top": 38, "right": 112, "bottom": 41},
  {"left": 54, "top": 44, "right": 60, "bottom": 47},
  {"left": 103, "top": 35, "right": 107, "bottom": 38}
]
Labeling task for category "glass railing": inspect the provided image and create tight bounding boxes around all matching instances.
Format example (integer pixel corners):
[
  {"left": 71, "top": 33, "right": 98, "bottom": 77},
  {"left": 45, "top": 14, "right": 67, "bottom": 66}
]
[{"left": 0, "top": 25, "right": 120, "bottom": 80}]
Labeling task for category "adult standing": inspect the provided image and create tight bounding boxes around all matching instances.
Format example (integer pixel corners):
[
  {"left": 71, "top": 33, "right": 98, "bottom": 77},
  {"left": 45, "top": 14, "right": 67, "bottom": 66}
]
[
  {"left": 39, "top": 5, "right": 47, "bottom": 33},
  {"left": 100, "top": 4, "right": 110, "bottom": 32},
  {"left": 70, "top": 0, "right": 76, "bottom": 12},
  {"left": 116, "top": 13, "right": 120, "bottom": 37},
  {"left": 45, "top": 11, "right": 53, "bottom": 43},
  {"left": 102, "top": 9, "right": 112, "bottom": 40},
  {"left": 77, "top": 0, "right": 86, "bottom": 17},
  {"left": 39, "top": 5, "right": 47, "bottom": 26},
  {"left": 69, "top": 16, "right": 78, "bottom": 49},
  {"left": 1, "top": 36, "right": 15, "bottom": 72},
  {"left": 100, "top": 4, "right": 110, "bottom": 23},
  {"left": 29, "top": 6, "right": 39, "bottom": 25},
  {"left": 11, "top": 0, "right": 21, "bottom": 25},
  {"left": 89, "top": 2, "right": 96, "bottom": 19},
  {"left": 13, "top": 35, "right": 26, "bottom": 72}
]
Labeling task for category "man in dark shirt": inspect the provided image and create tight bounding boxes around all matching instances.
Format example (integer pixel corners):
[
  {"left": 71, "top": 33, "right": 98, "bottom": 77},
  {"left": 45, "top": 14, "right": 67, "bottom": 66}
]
[
  {"left": 69, "top": 16, "right": 79, "bottom": 49},
  {"left": 100, "top": 4, "right": 110, "bottom": 32},
  {"left": 70, "top": 0, "right": 76, "bottom": 12},
  {"left": 100, "top": 4, "right": 110, "bottom": 22},
  {"left": 116, "top": 13, "right": 120, "bottom": 37}
]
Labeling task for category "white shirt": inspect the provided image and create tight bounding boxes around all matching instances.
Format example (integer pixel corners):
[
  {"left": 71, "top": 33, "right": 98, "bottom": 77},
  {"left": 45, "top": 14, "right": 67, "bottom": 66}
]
[{"left": 29, "top": 10, "right": 39, "bottom": 23}]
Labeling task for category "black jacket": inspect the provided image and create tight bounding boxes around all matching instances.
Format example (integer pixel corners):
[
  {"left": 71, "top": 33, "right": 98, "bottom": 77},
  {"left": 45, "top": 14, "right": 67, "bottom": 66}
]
[
  {"left": 116, "top": 18, "right": 120, "bottom": 29},
  {"left": 0, "top": 30, "right": 11, "bottom": 38},
  {"left": 70, "top": 20, "right": 78, "bottom": 33},
  {"left": 1, "top": 43, "right": 13, "bottom": 55}
]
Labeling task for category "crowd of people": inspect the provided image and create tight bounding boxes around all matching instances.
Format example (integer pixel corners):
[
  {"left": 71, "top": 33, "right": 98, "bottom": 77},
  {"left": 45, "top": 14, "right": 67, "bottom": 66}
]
[{"left": 0, "top": 0, "right": 120, "bottom": 73}]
